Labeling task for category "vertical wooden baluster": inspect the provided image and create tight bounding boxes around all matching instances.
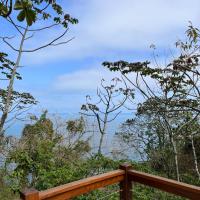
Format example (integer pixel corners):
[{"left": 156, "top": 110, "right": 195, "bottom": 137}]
[
  {"left": 119, "top": 163, "right": 133, "bottom": 200},
  {"left": 20, "top": 188, "right": 39, "bottom": 200}
]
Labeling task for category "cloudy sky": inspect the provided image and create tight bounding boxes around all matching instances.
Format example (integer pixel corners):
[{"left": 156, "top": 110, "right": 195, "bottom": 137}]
[{"left": 1, "top": 0, "right": 200, "bottom": 115}]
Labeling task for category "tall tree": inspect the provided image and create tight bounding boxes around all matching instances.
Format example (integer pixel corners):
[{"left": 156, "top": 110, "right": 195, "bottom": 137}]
[
  {"left": 0, "top": 0, "right": 78, "bottom": 134},
  {"left": 81, "top": 78, "right": 134, "bottom": 155},
  {"left": 103, "top": 24, "right": 200, "bottom": 181},
  {"left": 0, "top": 52, "right": 36, "bottom": 154}
]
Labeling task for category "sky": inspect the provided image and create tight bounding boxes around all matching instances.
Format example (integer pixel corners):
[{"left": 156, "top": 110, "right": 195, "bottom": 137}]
[{"left": 1, "top": 0, "right": 200, "bottom": 117}]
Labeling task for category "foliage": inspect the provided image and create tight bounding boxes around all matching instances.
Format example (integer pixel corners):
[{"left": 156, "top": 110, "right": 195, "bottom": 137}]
[
  {"left": 103, "top": 23, "right": 200, "bottom": 116},
  {"left": 1, "top": 10, "right": 200, "bottom": 199},
  {"left": 6, "top": 112, "right": 90, "bottom": 191},
  {"left": 133, "top": 184, "right": 186, "bottom": 200},
  {"left": 104, "top": 23, "right": 200, "bottom": 183},
  {"left": 0, "top": 168, "right": 18, "bottom": 200},
  {"left": 0, "top": 51, "right": 36, "bottom": 151},
  {"left": 0, "top": 0, "right": 78, "bottom": 27},
  {"left": 0, "top": 51, "right": 37, "bottom": 113},
  {"left": 0, "top": 52, "right": 21, "bottom": 80},
  {"left": 0, "top": 0, "right": 78, "bottom": 137}
]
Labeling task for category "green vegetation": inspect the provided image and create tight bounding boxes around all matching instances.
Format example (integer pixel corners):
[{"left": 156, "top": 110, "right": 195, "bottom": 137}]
[{"left": 1, "top": 1, "right": 200, "bottom": 199}]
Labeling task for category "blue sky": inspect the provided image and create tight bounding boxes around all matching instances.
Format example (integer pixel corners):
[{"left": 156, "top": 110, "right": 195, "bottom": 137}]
[{"left": 1, "top": 0, "right": 200, "bottom": 116}]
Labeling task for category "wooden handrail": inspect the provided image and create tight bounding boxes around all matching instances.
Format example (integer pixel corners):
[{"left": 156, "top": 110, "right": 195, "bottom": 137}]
[
  {"left": 20, "top": 169, "right": 125, "bottom": 200},
  {"left": 128, "top": 169, "right": 200, "bottom": 200},
  {"left": 20, "top": 164, "right": 200, "bottom": 200}
]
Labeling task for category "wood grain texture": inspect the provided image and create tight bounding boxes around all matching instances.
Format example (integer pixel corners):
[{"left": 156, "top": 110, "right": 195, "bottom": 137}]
[
  {"left": 39, "top": 169, "right": 125, "bottom": 200},
  {"left": 128, "top": 170, "right": 200, "bottom": 200},
  {"left": 120, "top": 164, "right": 133, "bottom": 200},
  {"left": 20, "top": 189, "right": 39, "bottom": 200},
  {"left": 20, "top": 165, "right": 200, "bottom": 200}
]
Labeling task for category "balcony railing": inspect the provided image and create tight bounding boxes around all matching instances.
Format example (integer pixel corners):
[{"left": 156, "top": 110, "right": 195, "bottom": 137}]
[{"left": 20, "top": 164, "right": 200, "bottom": 200}]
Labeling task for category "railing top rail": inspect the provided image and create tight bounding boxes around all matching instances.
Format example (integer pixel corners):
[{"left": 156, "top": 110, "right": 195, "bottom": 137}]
[
  {"left": 20, "top": 164, "right": 200, "bottom": 200},
  {"left": 39, "top": 169, "right": 125, "bottom": 200},
  {"left": 128, "top": 169, "right": 200, "bottom": 200}
]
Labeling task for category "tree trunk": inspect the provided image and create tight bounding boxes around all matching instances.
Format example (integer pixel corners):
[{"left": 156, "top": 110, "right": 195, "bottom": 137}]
[
  {"left": 97, "top": 113, "right": 108, "bottom": 155},
  {"left": 171, "top": 136, "right": 180, "bottom": 181},
  {"left": 98, "top": 133, "right": 104, "bottom": 155},
  {"left": 191, "top": 135, "right": 200, "bottom": 180},
  {"left": 0, "top": 27, "right": 28, "bottom": 135}
]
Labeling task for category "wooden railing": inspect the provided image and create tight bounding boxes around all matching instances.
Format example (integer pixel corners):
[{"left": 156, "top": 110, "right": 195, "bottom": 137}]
[{"left": 20, "top": 164, "right": 200, "bottom": 200}]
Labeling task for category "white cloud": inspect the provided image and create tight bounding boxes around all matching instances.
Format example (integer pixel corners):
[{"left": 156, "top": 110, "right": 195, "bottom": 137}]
[
  {"left": 53, "top": 62, "right": 158, "bottom": 96},
  {"left": 54, "top": 67, "right": 121, "bottom": 91},
  {"left": 22, "top": 0, "right": 200, "bottom": 65}
]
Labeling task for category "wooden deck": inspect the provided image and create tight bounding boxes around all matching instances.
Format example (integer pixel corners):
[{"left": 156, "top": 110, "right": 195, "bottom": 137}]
[{"left": 20, "top": 163, "right": 200, "bottom": 200}]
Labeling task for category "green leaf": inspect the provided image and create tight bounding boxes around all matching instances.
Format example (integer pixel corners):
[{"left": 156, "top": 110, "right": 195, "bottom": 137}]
[
  {"left": 14, "top": 0, "right": 23, "bottom": 10},
  {"left": 17, "top": 10, "right": 25, "bottom": 22},
  {"left": 25, "top": 9, "right": 36, "bottom": 26},
  {"left": 0, "top": 2, "right": 8, "bottom": 15}
]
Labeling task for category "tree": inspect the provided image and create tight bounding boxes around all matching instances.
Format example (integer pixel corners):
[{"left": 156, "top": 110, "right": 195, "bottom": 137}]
[
  {"left": 103, "top": 23, "right": 200, "bottom": 115},
  {"left": 178, "top": 113, "right": 200, "bottom": 181},
  {"left": 0, "top": 52, "right": 36, "bottom": 154},
  {"left": 81, "top": 78, "right": 134, "bottom": 155},
  {"left": 7, "top": 112, "right": 90, "bottom": 191},
  {"left": 103, "top": 24, "right": 200, "bottom": 182},
  {"left": 0, "top": 0, "right": 78, "bottom": 134}
]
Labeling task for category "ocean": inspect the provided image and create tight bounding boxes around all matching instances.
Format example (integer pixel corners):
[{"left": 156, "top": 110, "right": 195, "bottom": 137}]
[{"left": 5, "top": 112, "right": 140, "bottom": 160}]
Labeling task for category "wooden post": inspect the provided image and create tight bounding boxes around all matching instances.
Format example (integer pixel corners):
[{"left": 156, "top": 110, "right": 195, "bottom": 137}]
[
  {"left": 20, "top": 188, "right": 39, "bottom": 200},
  {"left": 119, "top": 163, "right": 133, "bottom": 200}
]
